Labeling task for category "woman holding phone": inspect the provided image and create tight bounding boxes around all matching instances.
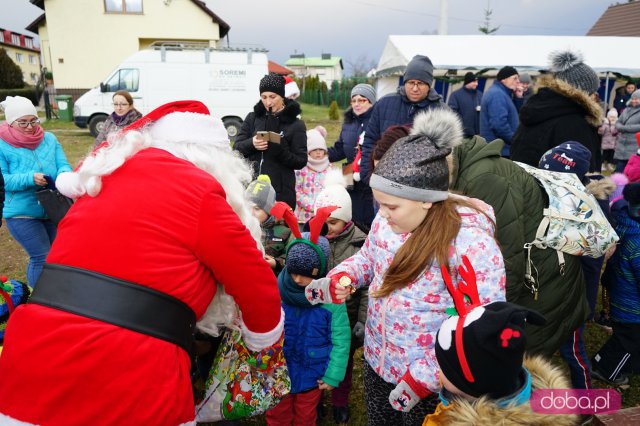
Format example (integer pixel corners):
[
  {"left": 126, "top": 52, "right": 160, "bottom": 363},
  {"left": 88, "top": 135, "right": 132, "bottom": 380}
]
[
  {"left": 0, "top": 96, "right": 72, "bottom": 287},
  {"left": 234, "top": 73, "right": 307, "bottom": 209}
]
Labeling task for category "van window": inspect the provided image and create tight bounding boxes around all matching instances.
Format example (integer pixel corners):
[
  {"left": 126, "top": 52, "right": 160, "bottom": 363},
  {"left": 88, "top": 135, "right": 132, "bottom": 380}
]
[{"left": 104, "top": 68, "right": 139, "bottom": 92}]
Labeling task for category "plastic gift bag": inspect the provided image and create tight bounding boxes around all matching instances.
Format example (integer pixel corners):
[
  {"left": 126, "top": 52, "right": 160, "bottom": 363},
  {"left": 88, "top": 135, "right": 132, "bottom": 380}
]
[{"left": 195, "top": 327, "right": 290, "bottom": 422}]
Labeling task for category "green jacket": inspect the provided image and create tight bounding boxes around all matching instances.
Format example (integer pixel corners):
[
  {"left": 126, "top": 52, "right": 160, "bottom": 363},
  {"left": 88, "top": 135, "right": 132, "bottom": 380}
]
[{"left": 450, "top": 137, "right": 589, "bottom": 356}]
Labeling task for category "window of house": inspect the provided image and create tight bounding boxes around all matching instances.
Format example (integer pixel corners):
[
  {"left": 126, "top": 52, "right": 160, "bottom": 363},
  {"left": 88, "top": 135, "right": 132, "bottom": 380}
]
[
  {"left": 11, "top": 34, "right": 20, "bottom": 45},
  {"left": 105, "top": 0, "right": 143, "bottom": 13},
  {"left": 15, "top": 53, "right": 23, "bottom": 63},
  {"left": 104, "top": 68, "right": 140, "bottom": 92},
  {"left": 29, "top": 55, "right": 36, "bottom": 64},
  {"left": 0, "top": 33, "right": 4, "bottom": 43},
  {"left": 25, "top": 38, "right": 33, "bottom": 48}
]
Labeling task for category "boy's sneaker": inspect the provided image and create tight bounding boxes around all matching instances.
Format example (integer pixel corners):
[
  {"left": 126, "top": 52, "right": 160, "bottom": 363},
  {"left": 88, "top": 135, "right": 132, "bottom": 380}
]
[{"left": 591, "top": 368, "right": 629, "bottom": 386}]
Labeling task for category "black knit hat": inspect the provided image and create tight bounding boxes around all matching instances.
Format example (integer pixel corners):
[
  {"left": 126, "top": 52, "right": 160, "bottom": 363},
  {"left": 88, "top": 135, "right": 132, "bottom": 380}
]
[
  {"left": 496, "top": 66, "right": 518, "bottom": 82},
  {"left": 623, "top": 182, "right": 640, "bottom": 218},
  {"left": 370, "top": 108, "right": 463, "bottom": 202},
  {"left": 435, "top": 301, "right": 546, "bottom": 398},
  {"left": 403, "top": 55, "right": 434, "bottom": 86},
  {"left": 259, "top": 73, "right": 286, "bottom": 98},
  {"left": 463, "top": 72, "right": 477, "bottom": 86},
  {"left": 286, "top": 232, "right": 331, "bottom": 278}
]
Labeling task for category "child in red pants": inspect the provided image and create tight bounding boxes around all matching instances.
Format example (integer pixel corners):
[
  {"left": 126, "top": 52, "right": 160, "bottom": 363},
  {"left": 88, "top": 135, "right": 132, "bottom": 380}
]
[{"left": 265, "top": 203, "right": 350, "bottom": 426}]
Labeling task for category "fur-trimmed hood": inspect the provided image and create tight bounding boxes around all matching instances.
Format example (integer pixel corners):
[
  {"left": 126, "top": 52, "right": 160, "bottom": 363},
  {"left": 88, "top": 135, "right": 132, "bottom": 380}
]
[
  {"left": 586, "top": 174, "right": 616, "bottom": 200},
  {"left": 426, "top": 355, "right": 578, "bottom": 426},
  {"left": 520, "top": 74, "right": 603, "bottom": 127},
  {"left": 252, "top": 99, "right": 302, "bottom": 124}
]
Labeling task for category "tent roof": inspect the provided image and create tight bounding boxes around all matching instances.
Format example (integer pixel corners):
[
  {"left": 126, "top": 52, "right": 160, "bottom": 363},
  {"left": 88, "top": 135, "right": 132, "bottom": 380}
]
[{"left": 377, "top": 35, "right": 640, "bottom": 77}]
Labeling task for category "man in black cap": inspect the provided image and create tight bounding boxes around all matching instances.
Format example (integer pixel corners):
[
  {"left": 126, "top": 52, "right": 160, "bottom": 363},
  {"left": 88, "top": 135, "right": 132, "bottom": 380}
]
[
  {"left": 479, "top": 66, "right": 520, "bottom": 157},
  {"left": 357, "top": 54, "right": 446, "bottom": 185},
  {"left": 448, "top": 72, "right": 483, "bottom": 138}
]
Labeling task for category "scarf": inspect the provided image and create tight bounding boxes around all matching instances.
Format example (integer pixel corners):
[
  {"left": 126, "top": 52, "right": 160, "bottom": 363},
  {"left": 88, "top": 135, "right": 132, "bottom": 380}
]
[
  {"left": 111, "top": 109, "right": 134, "bottom": 126},
  {"left": 0, "top": 122, "right": 45, "bottom": 149},
  {"left": 278, "top": 269, "right": 315, "bottom": 308},
  {"left": 306, "top": 155, "right": 330, "bottom": 172}
]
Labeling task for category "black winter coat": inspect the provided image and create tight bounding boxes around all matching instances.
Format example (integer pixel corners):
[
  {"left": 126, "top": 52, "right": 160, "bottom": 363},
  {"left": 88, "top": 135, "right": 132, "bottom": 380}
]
[
  {"left": 510, "top": 75, "right": 603, "bottom": 171},
  {"left": 234, "top": 100, "right": 307, "bottom": 209}
]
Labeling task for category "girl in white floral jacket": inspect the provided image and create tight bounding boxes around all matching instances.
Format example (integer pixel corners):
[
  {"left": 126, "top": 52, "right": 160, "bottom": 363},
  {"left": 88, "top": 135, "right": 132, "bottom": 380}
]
[
  {"left": 294, "top": 126, "right": 331, "bottom": 224},
  {"left": 305, "top": 109, "right": 506, "bottom": 426}
]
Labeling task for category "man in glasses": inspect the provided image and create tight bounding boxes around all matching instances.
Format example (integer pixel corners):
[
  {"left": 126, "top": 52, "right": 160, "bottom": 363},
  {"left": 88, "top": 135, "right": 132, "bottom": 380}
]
[{"left": 358, "top": 54, "right": 445, "bottom": 186}]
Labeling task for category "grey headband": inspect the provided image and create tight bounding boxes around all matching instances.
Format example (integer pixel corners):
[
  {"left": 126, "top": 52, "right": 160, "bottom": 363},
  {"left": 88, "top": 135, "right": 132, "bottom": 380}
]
[{"left": 370, "top": 174, "right": 449, "bottom": 203}]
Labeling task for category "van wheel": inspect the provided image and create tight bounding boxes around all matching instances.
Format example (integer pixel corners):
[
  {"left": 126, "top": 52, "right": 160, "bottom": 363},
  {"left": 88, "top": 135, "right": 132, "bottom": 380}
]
[
  {"left": 223, "top": 118, "right": 243, "bottom": 142},
  {"left": 88, "top": 115, "right": 108, "bottom": 138}
]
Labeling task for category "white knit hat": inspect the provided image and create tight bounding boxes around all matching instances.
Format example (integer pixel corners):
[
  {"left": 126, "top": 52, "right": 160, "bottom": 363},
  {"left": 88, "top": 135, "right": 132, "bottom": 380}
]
[
  {"left": 315, "top": 169, "right": 352, "bottom": 223},
  {"left": 0, "top": 96, "right": 38, "bottom": 125},
  {"left": 306, "top": 126, "right": 328, "bottom": 153}
]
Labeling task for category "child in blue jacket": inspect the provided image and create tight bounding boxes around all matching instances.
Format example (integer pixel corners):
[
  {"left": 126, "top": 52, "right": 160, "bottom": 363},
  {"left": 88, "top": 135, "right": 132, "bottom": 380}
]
[{"left": 265, "top": 203, "right": 350, "bottom": 426}]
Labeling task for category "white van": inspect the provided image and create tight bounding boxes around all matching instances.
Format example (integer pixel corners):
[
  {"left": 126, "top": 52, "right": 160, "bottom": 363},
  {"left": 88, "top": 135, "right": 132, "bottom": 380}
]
[{"left": 73, "top": 43, "right": 268, "bottom": 139}]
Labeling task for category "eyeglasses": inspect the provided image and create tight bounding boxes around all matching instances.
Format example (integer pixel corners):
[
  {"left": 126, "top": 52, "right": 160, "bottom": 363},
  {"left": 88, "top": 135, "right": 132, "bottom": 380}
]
[
  {"left": 112, "top": 103, "right": 130, "bottom": 107},
  {"left": 14, "top": 119, "right": 41, "bottom": 128},
  {"left": 404, "top": 80, "right": 428, "bottom": 90},
  {"left": 351, "top": 98, "right": 369, "bottom": 105}
]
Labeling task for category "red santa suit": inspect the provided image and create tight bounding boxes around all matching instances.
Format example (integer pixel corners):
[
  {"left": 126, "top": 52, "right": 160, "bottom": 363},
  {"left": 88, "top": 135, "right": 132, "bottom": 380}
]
[{"left": 0, "top": 101, "right": 283, "bottom": 426}]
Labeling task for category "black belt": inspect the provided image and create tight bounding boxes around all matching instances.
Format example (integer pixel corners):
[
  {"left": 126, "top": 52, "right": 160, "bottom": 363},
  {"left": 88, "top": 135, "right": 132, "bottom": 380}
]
[{"left": 29, "top": 264, "right": 196, "bottom": 355}]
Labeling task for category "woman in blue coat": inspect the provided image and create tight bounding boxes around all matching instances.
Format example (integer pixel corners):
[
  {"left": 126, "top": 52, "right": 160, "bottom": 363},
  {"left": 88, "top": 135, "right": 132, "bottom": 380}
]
[
  {"left": 328, "top": 84, "right": 376, "bottom": 229},
  {"left": 0, "top": 96, "right": 72, "bottom": 286}
]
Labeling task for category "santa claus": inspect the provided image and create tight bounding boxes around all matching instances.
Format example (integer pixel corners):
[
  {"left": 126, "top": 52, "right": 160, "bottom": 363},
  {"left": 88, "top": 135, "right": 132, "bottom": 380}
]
[{"left": 0, "top": 101, "right": 284, "bottom": 426}]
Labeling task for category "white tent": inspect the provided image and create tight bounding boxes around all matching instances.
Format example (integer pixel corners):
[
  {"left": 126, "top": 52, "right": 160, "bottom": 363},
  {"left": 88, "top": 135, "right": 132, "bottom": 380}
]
[{"left": 375, "top": 35, "right": 640, "bottom": 99}]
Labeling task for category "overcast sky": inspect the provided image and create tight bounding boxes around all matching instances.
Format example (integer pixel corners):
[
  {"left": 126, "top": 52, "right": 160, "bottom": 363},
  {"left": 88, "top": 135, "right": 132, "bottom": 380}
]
[{"left": 2, "top": 0, "right": 615, "bottom": 74}]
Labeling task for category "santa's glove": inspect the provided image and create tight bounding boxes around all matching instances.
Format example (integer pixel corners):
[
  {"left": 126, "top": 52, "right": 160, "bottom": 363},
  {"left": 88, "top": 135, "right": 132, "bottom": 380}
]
[
  {"left": 55, "top": 172, "right": 85, "bottom": 199},
  {"left": 389, "top": 371, "right": 431, "bottom": 412}
]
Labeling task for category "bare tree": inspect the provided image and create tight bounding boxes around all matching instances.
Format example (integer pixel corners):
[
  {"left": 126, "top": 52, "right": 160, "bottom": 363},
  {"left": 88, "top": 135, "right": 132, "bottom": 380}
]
[{"left": 345, "top": 54, "right": 377, "bottom": 77}]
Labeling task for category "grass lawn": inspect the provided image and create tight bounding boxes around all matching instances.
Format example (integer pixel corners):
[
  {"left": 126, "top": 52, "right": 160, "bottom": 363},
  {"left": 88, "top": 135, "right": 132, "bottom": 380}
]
[{"left": 1, "top": 104, "right": 638, "bottom": 424}]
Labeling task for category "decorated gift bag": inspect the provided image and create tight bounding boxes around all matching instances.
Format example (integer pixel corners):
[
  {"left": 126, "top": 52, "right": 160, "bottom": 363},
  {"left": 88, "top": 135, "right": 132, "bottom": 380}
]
[{"left": 195, "top": 326, "right": 290, "bottom": 422}]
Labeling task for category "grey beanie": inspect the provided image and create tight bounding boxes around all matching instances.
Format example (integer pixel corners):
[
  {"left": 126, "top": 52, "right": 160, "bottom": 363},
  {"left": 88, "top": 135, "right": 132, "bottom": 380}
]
[
  {"left": 370, "top": 108, "right": 463, "bottom": 202},
  {"left": 351, "top": 83, "right": 376, "bottom": 104},
  {"left": 403, "top": 55, "right": 434, "bottom": 86},
  {"left": 628, "top": 89, "right": 640, "bottom": 106},
  {"left": 519, "top": 73, "right": 532, "bottom": 84},
  {"left": 245, "top": 174, "right": 277, "bottom": 213},
  {"left": 549, "top": 50, "right": 600, "bottom": 95}
]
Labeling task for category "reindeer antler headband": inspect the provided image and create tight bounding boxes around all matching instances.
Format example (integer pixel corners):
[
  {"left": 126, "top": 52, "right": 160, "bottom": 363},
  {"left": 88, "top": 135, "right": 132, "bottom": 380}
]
[{"left": 440, "top": 255, "right": 481, "bottom": 383}]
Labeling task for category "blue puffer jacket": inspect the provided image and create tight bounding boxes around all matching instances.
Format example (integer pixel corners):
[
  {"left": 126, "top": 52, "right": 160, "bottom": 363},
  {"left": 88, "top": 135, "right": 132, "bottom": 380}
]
[
  {"left": 603, "top": 200, "right": 640, "bottom": 323},
  {"left": 278, "top": 269, "right": 350, "bottom": 393},
  {"left": 328, "top": 107, "right": 373, "bottom": 164},
  {"left": 359, "top": 87, "right": 445, "bottom": 184},
  {"left": 480, "top": 81, "right": 519, "bottom": 156},
  {"left": 0, "top": 132, "right": 72, "bottom": 219}
]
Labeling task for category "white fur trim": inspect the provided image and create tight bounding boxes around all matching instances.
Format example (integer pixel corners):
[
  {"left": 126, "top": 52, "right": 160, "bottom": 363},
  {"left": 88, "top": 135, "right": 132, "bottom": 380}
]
[
  {"left": 409, "top": 108, "right": 463, "bottom": 149},
  {"left": 0, "top": 412, "right": 38, "bottom": 425},
  {"left": 285, "top": 81, "right": 300, "bottom": 99},
  {"left": 149, "top": 112, "right": 229, "bottom": 148},
  {"left": 178, "top": 421, "right": 196, "bottom": 426},
  {"left": 55, "top": 171, "right": 85, "bottom": 199},
  {"left": 241, "top": 308, "right": 285, "bottom": 352}
]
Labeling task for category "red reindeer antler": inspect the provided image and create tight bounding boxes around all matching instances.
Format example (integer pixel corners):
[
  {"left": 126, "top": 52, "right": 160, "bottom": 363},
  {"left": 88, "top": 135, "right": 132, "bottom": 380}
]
[
  {"left": 440, "top": 255, "right": 480, "bottom": 383},
  {"left": 307, "top": 206, "right": 339, "bottom": 244},
  {"left": 270, "top": 202, "right": 302, "bottom": 239}
]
